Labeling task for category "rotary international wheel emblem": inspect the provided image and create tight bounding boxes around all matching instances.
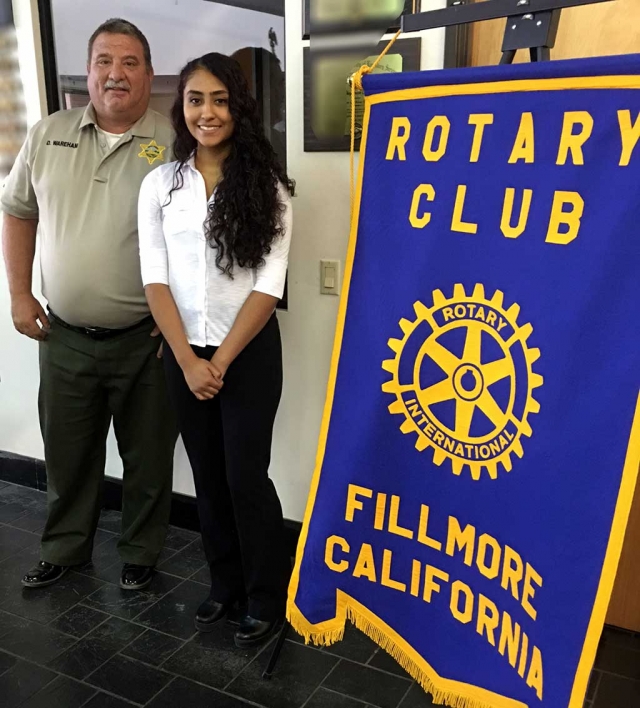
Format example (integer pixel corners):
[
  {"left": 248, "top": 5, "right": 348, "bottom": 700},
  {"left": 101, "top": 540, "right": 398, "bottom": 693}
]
[{"left": 382, "top": 284, "right": 543, "bottom": 480}]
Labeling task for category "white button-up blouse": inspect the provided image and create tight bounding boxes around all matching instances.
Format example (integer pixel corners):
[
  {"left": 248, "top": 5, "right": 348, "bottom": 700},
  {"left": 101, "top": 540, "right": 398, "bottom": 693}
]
[{"left": 138, "top": 157, "right": 292, "bottom": 347}]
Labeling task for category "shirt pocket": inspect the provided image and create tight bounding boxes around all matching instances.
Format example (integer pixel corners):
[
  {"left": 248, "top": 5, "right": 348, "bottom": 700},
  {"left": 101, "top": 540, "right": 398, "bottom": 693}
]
[{"left": 161, "top": 189, "right": 198, "bottom": 238}]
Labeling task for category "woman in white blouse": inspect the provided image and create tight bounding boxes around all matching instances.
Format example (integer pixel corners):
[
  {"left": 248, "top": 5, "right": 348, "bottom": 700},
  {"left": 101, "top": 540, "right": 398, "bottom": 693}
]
[{"left": 138, "top": 52, "right": 294, "bottom": 648}]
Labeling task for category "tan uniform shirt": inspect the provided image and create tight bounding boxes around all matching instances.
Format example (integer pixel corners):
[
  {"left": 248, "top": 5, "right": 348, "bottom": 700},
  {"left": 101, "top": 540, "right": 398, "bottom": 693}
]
[{"left": 1, "top": 104, "right": 173, "bottom": 328}]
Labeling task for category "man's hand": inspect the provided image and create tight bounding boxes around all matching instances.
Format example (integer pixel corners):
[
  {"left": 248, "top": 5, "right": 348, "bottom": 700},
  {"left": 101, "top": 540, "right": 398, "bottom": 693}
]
[
  {"left": 183, "top": 358, "right": 224, "bottom": 401},
  {"left": 150, "top": 324, "right": 163, "bottom": 358},
  {"left": 11, "top": 293, "right": 50, "bottom": 341}
]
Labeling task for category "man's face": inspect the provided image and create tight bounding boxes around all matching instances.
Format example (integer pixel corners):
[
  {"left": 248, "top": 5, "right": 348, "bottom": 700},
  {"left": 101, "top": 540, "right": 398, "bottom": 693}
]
[{"left": 87, "top": 32, "right": 153, "bottom": 125}]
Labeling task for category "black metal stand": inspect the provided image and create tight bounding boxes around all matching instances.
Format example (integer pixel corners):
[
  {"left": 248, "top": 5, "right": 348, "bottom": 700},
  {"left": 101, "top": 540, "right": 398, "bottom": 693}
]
[
  {"left": 403, "top": 0, "right": 615, "bottom": 65},
  {"left": 499, "top": 5, "right": 560, "bottom": 63},
  {"left": 261, "top": 0, "right": 617, "bottom": 682},
  {"left": 261, "top": 621, "right": 290, "bottom": 680},
  {"left": 403, "top": 0, "right": 614, "bottom": 33}
]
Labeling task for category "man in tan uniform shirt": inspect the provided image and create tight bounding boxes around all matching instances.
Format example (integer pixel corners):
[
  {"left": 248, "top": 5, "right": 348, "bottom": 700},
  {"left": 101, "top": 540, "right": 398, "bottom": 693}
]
[{"left": 1, "top": 18, "right": 177, "bottom": 590}]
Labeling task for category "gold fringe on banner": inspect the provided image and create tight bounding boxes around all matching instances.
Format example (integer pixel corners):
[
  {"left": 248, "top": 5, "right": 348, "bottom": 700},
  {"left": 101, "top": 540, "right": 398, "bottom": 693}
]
[{"left": 287, "top": 595, "right": 526, "bottom": 708}]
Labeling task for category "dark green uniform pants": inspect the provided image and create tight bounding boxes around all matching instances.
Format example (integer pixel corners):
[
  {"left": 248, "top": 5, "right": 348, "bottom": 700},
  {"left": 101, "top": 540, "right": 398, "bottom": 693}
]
[{"left": 38, "top": 317, "right": 178, "bottom": 566}]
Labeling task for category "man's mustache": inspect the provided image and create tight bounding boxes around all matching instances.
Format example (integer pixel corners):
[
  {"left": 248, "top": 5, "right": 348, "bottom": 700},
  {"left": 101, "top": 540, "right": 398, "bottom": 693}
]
[{"left": 104, "top": 81, "right": 130, "bottom": 91}]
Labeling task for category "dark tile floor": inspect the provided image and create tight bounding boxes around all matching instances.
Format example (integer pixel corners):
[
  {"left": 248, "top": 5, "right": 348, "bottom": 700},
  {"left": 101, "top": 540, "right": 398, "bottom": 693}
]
[{"left": 0, "top": 480, "right": 638, "bottom": 708}]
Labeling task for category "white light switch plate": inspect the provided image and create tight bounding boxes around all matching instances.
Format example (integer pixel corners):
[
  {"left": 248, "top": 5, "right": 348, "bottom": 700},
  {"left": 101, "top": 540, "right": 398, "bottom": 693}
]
[{"left": 320, "top": 259, "right": 340, "bottom": 295}]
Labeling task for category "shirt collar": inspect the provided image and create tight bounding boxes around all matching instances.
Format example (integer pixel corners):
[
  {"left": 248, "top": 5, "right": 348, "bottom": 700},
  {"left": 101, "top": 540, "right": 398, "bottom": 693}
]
[
  {"left": 79, "top": 103, "right": 157, "bottom": 138},
  {"left": 186, "top": 153, "right": 197, "bottom": 172},
  {"left": 79, "top": 103, "right": 98, "bottom": 130}
]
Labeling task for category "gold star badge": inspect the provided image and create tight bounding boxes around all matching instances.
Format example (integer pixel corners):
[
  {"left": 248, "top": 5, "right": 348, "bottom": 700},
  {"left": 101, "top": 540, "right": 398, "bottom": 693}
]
[{"left": 138, "top": 139, "right": 166, "bottom": 165}]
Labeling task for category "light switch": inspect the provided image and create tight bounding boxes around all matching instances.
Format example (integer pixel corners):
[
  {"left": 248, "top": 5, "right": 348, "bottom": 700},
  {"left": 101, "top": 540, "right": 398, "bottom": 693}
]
[
  {"left": 324, "top": 267, "right": 335, "bottom": 289},
  {"left": 320, "top": 259, "right": 340, "bottom": 295}
]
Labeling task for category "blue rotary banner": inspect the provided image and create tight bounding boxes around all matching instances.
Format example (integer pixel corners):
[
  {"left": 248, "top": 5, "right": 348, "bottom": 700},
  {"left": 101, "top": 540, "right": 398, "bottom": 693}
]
[{"left": 287, "top": 55, "right": 640, "bottom": 708}]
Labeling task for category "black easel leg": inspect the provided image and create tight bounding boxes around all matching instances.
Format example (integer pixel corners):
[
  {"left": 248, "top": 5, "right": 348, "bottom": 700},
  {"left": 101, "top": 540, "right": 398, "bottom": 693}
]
[
  {"left": 262, "top": 621, "right": 290, "bottom": 680},
  {"left": 500, "top": 49, "right": 516, "bottom": 64},
  {"left": 530, "top": 46, "right": 551, "bottom": 61}
]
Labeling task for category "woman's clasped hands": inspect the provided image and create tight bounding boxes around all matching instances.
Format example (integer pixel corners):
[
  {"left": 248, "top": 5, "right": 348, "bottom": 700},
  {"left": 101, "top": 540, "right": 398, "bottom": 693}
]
[{"left": 183, "top": 357, "right": 224, "bottom": 400}]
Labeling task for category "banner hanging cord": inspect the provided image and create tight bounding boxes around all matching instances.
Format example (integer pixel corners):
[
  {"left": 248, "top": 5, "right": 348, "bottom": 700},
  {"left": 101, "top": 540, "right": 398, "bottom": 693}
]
[{"left": 350, "top": 28, "right": 402, "bottom": 215}]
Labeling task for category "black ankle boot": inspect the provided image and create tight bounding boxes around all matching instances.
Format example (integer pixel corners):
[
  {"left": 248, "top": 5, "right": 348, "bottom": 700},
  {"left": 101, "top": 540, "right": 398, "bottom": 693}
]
[
  {"left": 195, "top": 598, "right": 229, "bottom": 632},
  {"left": 234, "top": 615, "right": 281, "bottom": 648}
]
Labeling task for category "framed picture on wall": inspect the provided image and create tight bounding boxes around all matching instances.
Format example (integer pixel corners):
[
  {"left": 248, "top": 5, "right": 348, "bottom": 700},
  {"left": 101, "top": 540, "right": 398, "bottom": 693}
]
[
  {"left": 303, "top": 37, "right": 421, "bottom": 152},
  {"left": 303, "top": 1, "right": 470, "bottom": 71},
  {"left": 303, "top": 0, "right": 420, "bottom": 40}
]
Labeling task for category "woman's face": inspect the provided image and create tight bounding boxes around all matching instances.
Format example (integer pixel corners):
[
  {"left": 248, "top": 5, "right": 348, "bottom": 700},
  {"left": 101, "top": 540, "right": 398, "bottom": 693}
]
[{"left": 183, "top": 67, "right": 235, "bottom": 149}]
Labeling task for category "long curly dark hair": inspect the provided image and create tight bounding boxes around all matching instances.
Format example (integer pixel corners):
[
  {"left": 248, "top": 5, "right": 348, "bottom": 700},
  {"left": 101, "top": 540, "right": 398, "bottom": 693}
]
[{"left": 169, "top": 52, "right": 294, "bottom": 276}]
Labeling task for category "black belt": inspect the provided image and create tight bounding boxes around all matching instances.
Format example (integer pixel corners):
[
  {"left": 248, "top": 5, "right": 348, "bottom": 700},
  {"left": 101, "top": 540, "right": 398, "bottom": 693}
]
[{"left": 48, "top": 310, "right": 154, "bottom": 340}]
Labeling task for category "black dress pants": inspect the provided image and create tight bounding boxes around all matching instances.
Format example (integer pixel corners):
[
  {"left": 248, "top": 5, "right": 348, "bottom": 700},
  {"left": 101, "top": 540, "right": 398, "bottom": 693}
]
[{"left": 163, "top": 315, "right": 290, "bottom": 621}]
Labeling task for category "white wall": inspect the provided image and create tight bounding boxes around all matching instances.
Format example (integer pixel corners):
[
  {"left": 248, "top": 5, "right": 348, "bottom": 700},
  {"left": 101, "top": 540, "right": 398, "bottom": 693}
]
[
  {"left": 269, "top": 0, "right": 446, "bottom": 519},
  {"left": 1, "top": 0, "right": 445, "bottom": 521},
  {"left": 51, "top": 0, "right": 285, "bottom": 74}
]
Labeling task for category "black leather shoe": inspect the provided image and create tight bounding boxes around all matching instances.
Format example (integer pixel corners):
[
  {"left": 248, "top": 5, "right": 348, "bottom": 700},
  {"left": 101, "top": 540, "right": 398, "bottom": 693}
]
[
  {"left": 195, "top": 598, "right": 230, "bottom": 632},
  {"left": 21, "top": 561, "right": 70, "bottom": 588},
  {"left": 120, "top": 564, "right": 154, "bottom": 591},
  {"left": 234, "top": 615, "right": 281, "bottom": 648}
]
